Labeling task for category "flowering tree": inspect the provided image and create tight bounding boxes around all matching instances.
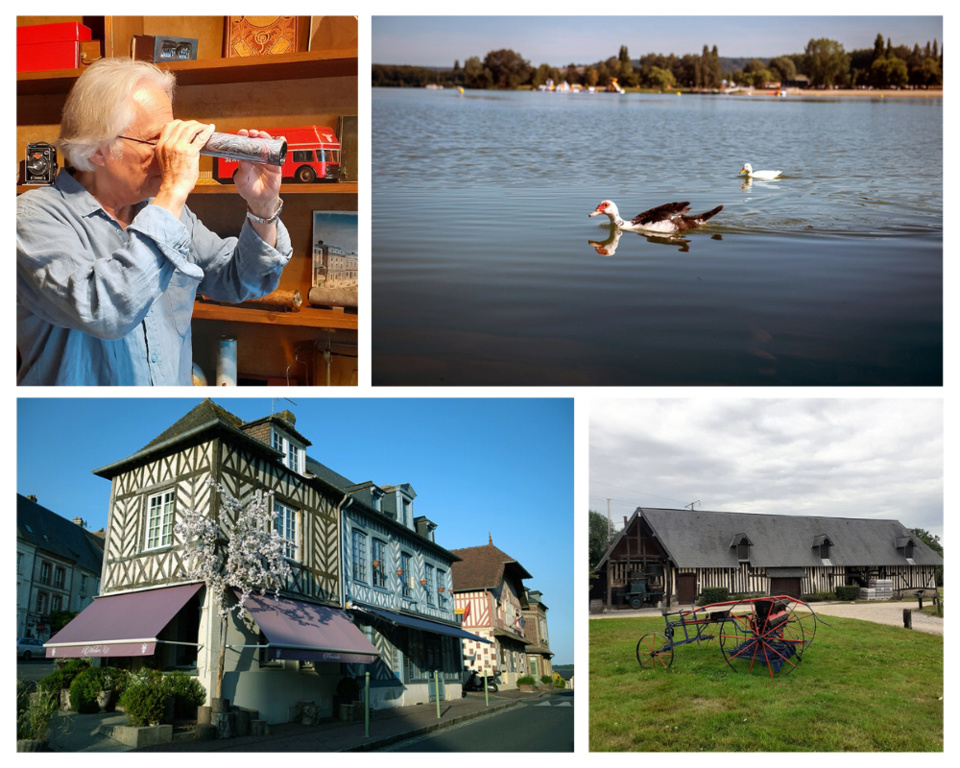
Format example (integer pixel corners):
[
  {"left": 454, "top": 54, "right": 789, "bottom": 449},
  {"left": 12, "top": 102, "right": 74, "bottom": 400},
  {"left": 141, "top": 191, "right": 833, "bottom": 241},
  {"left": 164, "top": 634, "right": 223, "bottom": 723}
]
[{"left": 174, "top": 481, "right": 293, "bottom": 699}]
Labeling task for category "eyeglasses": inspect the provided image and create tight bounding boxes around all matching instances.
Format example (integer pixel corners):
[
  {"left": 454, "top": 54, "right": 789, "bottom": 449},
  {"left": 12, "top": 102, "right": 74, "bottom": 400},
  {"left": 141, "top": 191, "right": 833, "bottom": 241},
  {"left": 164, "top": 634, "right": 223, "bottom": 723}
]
[{"left": 117, "top": 135, "right": 157, "bottom": 147}]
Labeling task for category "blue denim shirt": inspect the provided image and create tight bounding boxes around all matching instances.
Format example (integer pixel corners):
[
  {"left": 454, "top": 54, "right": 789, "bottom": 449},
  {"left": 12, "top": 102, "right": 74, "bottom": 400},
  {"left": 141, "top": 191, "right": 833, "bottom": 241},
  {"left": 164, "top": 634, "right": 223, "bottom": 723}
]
[{"left": 17, "top": 170, "right": 292, "bottom": 385}]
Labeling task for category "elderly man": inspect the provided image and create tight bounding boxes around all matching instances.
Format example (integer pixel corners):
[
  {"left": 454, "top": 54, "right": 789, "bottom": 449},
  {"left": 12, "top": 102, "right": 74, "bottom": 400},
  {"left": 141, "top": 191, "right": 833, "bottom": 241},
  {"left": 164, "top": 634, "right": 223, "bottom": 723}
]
[{"left": 17, "top": 57, "right": 292, "bottom": 385}]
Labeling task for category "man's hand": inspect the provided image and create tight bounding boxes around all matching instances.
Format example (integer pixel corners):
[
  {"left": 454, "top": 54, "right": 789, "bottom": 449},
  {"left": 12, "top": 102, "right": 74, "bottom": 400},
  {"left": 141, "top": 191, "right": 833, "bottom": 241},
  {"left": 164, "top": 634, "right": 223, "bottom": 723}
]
[
  {"left": 152, "top": 120, "right": 216, "bottom": 217},
  {"left": 234, "top": 128, "right": 283, "bottom": 246}
]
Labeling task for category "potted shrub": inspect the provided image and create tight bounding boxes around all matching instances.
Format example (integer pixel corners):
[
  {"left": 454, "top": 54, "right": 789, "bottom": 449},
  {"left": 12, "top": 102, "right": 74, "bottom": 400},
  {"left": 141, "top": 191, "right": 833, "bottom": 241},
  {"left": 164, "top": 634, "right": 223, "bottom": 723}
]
[
  {"left": 516, "top": 675, "right": 537, "bottom": 691},
  {"left": 37, "top": 658, "right": 91, "bottom": 712},
  {"left": 161, "top": 670, "right": 206, "bottom": 720},
  {"left": 118, "top": 669, "right": 168, "bottom": 727},
  {"left": 17, "top": 681, "right": 58, "bottom": 752}
]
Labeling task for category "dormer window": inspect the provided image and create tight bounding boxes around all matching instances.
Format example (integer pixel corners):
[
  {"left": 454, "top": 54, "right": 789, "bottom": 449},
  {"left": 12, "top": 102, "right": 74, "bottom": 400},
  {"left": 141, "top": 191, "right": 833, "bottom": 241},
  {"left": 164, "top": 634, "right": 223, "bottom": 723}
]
[
  {"left": 272, "top": 429, "right": 304, "bottom": 474},
  {"left": 371, "top": 487, "right": 384, "bottom": 513},
  {"left": 896, "top": 536, "right": 917, "bottom": 565},
  {"left": 812, "top": 534, "right": 834, "bottom": 564},
  {"left": 730, "top": 533, "right": 752, "bottom": 562}
]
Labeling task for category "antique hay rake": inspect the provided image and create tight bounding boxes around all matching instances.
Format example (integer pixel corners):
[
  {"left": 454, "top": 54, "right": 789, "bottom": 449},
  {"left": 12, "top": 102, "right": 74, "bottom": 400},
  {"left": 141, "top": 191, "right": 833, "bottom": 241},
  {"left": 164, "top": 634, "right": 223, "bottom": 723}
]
[{"left": 636, "top": 595, "right": 826, "bottom": 678}]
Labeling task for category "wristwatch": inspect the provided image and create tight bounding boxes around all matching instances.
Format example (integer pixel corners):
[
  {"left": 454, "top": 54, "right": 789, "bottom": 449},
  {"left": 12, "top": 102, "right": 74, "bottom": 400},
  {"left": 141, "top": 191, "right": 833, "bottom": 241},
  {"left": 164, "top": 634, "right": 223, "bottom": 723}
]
[{"left": 246, "top": 198, "right": 283, "bottom": 225}]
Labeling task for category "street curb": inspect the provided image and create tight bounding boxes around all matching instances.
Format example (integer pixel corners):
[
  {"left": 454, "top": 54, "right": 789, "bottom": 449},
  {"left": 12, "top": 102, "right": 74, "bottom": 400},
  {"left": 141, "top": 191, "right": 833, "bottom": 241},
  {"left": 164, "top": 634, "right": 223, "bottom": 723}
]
[{"left": 341, "top": 700, "right": 523, "bottom": 752}]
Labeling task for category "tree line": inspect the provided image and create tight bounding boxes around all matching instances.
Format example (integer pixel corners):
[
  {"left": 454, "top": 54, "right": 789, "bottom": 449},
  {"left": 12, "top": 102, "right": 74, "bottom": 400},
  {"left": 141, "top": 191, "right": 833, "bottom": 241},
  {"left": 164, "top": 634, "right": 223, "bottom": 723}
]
[{"left": 372, "top": 33, "right": 942, "bottom": 91}]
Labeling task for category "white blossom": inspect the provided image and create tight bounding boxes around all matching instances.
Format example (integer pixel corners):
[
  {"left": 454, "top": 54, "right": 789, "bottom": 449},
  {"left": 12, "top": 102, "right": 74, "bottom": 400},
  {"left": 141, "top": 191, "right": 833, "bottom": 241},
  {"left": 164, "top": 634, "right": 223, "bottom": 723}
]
[{"left": 174, "top": 480, "right": 294, "bottom": 619}]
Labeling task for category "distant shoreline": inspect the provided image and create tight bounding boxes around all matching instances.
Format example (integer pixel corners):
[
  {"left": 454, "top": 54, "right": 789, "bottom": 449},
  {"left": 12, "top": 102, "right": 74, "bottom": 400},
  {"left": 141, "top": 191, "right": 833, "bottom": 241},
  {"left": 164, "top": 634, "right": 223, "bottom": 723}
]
[{"left": 731, "top": 88, "right": 941, "bottom": 99}]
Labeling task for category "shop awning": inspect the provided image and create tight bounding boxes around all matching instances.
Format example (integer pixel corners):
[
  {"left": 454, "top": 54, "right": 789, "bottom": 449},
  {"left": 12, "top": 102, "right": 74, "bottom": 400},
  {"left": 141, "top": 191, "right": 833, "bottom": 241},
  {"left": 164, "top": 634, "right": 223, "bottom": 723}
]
[
  {"left": 45, "top": 583, "right": 204, "bottom": 659},
  {"left": 237, "top": 591, "right": 380, "bottom": 664},
  {"left": 352, "top": 604, "right": 492, "bottom": 644}
]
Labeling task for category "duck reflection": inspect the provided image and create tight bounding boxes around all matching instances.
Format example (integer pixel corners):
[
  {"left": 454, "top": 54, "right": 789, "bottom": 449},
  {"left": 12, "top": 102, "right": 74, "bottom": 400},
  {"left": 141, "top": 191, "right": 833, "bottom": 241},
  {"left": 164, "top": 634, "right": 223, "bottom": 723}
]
[{"left": 588, "top": 227, "right": 705, "bottom": 255}]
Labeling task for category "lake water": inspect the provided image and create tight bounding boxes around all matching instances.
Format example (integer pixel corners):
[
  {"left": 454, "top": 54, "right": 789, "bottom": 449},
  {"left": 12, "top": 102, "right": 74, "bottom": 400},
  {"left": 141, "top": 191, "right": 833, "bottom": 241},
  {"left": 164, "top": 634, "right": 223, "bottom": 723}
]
[{"left": 372, "top": 88, "right": 942, "bottom": 386}]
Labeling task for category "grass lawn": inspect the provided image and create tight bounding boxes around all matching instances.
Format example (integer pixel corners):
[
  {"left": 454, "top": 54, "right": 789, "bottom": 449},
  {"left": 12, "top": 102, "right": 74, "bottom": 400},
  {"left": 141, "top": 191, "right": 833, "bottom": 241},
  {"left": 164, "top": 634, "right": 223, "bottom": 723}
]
[{"left": 590, "top": 614, "right": 942, "bottom": 751}]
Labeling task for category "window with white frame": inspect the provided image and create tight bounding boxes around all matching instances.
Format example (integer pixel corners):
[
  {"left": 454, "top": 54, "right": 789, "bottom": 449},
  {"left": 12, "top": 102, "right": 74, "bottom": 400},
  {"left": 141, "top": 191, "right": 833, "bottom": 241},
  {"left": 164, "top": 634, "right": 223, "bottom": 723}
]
[
  {"left": 54, "top": 567, "right": 65, "bottom": 589},
  {"left": 39, "top": 562, "right": 50, "bottom": 584},
  {"left": 352, "top": 530, "right": 367, "bottom": 582},
  {"left": 437, "top": 568, "right": 447, "bottom": 608},
  {"left": 272, "top": 429, "right": 305, "bottom": 474},
  {"left": 424, "top": 563, "right": 435, "bottom": 605},
  {"left": 400, "top": 552, "right": 412, "bottom": 598},
  {"left": 372, "top": 539, "right": 387, "bottom": 588},
  {"left": 274, "top": 501, "right": 299, "bottom": 560},
  {"left": 146, "top": 489, "right": 175, "bottom": 550}
]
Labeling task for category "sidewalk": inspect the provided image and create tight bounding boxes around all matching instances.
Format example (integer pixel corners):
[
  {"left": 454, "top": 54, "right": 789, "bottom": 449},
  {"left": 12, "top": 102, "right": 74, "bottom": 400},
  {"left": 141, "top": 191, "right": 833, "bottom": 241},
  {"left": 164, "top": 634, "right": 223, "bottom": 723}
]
[{"left": 48, "top": 689, "right": 551, "bottom": 752}]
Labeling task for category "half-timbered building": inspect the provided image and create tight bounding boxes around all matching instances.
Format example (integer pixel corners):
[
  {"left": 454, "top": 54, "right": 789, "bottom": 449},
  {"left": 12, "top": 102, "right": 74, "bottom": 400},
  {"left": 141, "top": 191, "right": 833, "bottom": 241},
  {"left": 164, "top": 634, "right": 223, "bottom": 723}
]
[
  {"left": 46, "top": 399, "right": 379, "bottom": 724},
  {"left": 522, "top": 590, "right": 554, "bottom": 682},
  {"left": 451, "top": 538, "right": 533, "bottom": 686},
  {"left": 595, "top": 507, "right": 943, "bottom": 610},
  {"left": 302, "top": 463, "right": 488, "bottom": 709}
]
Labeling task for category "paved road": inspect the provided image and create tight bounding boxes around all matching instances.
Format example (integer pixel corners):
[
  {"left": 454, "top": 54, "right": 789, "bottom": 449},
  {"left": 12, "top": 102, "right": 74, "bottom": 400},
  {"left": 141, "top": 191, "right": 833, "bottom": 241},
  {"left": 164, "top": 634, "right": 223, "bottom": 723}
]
[
  {"left": 17, "top": 658, "right": 55, "bottom": 684},
  {"left": 592, "top": 601, "right": 944, "bottom": 635},
  {"left": 384, "top": 693, "right": 574, "bottom": 752},
  {"left": 810, "top": 600, "right": 943, "bottom": 635}
]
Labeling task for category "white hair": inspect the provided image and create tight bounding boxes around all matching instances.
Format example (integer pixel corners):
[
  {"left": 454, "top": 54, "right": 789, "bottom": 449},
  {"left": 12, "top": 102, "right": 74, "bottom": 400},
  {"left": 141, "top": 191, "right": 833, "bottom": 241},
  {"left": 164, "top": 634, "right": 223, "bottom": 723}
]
[{"left": 57, "top": 58, "right": 176, "bottom": 171}]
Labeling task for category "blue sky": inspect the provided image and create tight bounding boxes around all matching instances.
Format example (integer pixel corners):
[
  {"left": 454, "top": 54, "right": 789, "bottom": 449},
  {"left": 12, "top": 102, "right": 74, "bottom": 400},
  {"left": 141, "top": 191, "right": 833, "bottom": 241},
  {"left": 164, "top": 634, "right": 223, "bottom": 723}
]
[
  {"left": 372, "top": 15, "right": 944, "bottom": 67},
  {"left": 17, "top": 397, "right": 575, "bottom": 664}
]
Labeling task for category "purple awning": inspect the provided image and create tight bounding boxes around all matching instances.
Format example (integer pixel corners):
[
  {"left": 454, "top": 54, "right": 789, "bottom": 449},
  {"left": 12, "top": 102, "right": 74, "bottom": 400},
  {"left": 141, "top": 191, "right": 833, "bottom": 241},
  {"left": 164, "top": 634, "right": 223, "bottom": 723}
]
[
  {"left": 236, "top": 591, "right": 379, "bottom": 665},
  {"left": 45, "top": 583, "right": 203, "bottom": 659}
]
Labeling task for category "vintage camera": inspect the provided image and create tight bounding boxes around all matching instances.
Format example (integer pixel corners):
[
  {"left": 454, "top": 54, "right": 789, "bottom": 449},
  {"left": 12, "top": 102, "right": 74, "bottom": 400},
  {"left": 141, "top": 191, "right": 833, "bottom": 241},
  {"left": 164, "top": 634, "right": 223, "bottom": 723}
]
[
  {"left": 132, "top": 35, "right": 198, "bottom": 62},
  {"left": 24, "top": 142, "right": 57, "bottom": 185}
]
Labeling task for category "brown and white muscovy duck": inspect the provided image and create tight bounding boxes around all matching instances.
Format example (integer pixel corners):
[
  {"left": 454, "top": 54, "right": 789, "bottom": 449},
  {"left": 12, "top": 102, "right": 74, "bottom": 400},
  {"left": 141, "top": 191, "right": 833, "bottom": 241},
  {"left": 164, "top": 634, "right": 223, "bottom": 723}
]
[{"left": 588, "top": 200, "right": 723, "bottom": 234}]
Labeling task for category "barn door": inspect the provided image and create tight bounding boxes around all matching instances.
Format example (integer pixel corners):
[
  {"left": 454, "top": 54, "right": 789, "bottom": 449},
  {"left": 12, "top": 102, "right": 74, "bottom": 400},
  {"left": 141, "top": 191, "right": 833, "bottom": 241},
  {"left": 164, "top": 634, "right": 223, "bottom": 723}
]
[
  {"left": 676, "top": 573, "right": 698, "bottom": 605},
  {"left": 770, "top": 577, "right": 802, "bottom": 598}
]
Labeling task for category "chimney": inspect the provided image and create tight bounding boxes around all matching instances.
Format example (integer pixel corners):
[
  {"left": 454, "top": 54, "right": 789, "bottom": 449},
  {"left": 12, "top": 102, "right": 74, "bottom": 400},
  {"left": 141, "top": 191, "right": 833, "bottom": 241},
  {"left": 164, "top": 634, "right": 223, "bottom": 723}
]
[
  {"left": 73, "top": 517, "right": 87, "bottom": 529},
  {"left": 27, "top": 494, "right": 37, "bottom": 502},
  {"left": 276, "top": 409, "right": 296, "bottom": 426}
]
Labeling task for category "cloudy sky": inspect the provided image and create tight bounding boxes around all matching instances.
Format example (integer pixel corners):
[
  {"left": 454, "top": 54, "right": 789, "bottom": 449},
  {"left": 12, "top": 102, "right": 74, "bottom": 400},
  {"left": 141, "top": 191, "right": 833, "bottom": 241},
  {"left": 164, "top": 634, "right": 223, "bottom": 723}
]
[
  {"left": 590, "top": 398, "right": 943, "bottom": 539},
  {"left": 372, "top": 13, "right": 943, "bottom": 67}
]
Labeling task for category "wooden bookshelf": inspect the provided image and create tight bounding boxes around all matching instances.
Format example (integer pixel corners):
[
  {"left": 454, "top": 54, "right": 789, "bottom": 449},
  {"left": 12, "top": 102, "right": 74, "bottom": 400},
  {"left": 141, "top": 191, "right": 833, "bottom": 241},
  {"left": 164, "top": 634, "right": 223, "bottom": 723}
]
[{"left": 17, "top": 16, "right": 359, "bottom": 386}]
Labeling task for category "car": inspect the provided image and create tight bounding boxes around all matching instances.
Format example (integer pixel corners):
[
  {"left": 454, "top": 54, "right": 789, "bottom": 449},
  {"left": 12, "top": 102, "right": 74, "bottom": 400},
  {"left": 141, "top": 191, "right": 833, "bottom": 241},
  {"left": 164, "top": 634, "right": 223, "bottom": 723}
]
[{"left": 17, "top": 637, "right": 46, "bottom": 660}]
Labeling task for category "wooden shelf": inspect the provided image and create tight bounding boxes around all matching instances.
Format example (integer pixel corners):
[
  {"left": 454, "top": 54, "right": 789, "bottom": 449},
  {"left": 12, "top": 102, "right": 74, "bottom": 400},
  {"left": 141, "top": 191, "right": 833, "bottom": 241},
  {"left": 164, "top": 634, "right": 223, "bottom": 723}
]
[
  {"left": 192, "top": 302, "right": 357, "bottom": 330},
  {"left": 17, "top": 48, "right": 358, "bottom": 96}
]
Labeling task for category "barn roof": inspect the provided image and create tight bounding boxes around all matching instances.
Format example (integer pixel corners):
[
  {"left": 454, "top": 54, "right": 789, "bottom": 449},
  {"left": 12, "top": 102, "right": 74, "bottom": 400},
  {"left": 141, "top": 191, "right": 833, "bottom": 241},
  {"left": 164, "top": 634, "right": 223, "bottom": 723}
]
[{"left": 599, "top": 508, "right": 943, "bottom": 569}]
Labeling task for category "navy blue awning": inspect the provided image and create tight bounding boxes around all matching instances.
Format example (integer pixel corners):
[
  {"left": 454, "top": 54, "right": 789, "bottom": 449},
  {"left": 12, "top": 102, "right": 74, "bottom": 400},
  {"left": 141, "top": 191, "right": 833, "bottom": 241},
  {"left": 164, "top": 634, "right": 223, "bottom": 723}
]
[{"left": 352, "top": 604, "right": 492, "bottom": 644}]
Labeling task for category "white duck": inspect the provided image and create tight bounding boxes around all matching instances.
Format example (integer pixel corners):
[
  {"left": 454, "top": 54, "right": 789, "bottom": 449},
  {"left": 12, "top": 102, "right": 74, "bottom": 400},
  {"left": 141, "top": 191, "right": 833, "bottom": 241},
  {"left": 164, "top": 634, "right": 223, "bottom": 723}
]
[
  {"left": 589, "top": 200, "right": 723, "bottom": 234},
  {"left": 739, "top": 163, "right": 781, "bottom": 180}
]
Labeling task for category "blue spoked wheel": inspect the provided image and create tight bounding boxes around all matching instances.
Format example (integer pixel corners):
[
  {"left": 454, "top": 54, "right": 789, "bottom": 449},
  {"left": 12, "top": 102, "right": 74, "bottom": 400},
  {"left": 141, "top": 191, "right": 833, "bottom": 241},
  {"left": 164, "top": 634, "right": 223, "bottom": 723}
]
[{"left": 636, "top": 632, "right": 673, "bottom": 670}]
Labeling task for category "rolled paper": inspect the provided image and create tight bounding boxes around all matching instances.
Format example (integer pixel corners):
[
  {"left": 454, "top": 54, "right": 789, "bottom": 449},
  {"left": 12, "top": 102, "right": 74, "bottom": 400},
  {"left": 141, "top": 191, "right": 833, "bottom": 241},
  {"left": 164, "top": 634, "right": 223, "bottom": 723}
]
[{"left": 200, "top": 132, "right": 287, "bottom": 166}]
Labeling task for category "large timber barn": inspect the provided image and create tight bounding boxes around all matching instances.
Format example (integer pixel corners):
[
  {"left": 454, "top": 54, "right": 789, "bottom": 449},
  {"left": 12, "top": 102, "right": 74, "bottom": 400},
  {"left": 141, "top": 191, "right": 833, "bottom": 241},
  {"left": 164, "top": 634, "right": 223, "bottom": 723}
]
[{"left": 593, "top": 507, "right": 942, "bottom": 610}]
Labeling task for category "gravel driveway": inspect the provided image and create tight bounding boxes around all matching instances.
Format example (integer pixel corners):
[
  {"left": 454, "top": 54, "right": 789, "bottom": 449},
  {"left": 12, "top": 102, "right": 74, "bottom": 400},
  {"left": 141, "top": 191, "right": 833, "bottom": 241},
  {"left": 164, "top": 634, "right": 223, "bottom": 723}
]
[{"left": 811, "top": 601, "right": 943, "bottom": 635}]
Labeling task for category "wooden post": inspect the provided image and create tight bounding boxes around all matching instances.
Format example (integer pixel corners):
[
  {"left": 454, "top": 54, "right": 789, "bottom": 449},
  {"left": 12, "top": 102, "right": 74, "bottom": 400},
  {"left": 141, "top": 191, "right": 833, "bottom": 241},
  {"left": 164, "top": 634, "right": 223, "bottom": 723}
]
[
  {"left": 903, "top": 609, "right": 913, "bottom": 629},
  {"left": 435, "top": 670, "right": 441, "bottom": 719}
]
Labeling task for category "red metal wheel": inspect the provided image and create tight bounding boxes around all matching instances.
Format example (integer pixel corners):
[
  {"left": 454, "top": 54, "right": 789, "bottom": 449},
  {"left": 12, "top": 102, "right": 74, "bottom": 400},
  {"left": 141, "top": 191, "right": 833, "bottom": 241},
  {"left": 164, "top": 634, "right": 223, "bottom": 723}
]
[{"left": 719, "top": 598, "right": 805, "bottom": 677}]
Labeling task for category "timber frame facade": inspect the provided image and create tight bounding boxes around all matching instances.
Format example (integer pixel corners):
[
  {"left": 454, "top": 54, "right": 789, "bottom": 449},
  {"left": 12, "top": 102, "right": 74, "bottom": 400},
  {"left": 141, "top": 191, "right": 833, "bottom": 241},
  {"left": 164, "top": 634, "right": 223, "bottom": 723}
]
[
  {"left": 594, "top": 507, "right": 943, "bottom": 610},
  {"left": 451, "top": 538, "right": 533, "bottom": 686},
  {"left": 92, "top": 399, "right": 352, "bottom": 723}
]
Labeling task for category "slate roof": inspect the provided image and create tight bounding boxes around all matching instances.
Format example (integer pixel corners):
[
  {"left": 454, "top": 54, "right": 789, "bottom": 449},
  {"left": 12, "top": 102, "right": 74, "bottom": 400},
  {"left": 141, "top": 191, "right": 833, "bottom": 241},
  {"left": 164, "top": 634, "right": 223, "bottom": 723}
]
[
  {"left": 17, "top": 494, "right": 104, "bottom": 575},
  {"left": 600, "top": 507, "right": 943, "bottom": 569},
  {"left": 450, "top": 539, "right": 533, "bottom": 593},
  {"left": 93, "top": 399, "right": 283, "bottom": 478}
]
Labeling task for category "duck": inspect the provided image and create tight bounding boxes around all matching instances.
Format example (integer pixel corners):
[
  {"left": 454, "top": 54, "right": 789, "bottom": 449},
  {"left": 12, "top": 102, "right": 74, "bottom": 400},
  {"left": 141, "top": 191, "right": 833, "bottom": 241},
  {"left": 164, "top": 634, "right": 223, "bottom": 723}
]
[
  {"left": 739, "top": 163, "right": 781, "bottom": 180},
  {"left": 588, "top": 200, "right": 723, "bottom": 234}
]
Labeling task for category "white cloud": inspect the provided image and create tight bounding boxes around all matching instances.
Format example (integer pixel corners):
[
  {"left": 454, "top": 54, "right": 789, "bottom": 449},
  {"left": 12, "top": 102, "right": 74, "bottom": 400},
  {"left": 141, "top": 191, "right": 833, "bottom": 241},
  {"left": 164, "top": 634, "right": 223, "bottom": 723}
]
[{"left": 590, "top": 398, "right": 943, "bottom": 537}]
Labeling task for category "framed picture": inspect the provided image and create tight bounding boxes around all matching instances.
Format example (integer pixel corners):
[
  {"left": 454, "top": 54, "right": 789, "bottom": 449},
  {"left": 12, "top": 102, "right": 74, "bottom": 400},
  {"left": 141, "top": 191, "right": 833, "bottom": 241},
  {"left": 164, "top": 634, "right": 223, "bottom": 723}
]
[
  {"left": 310, "top": 211, "right": 358, "bottom": 309},
  {"left": 225, "top": 16, "right": 309, "bottom": 57}
]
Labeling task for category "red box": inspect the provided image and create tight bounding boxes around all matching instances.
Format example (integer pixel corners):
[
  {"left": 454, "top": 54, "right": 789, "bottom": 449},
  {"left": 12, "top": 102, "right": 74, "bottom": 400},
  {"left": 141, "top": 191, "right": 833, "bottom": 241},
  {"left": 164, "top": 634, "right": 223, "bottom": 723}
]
[{"left": 17, "top": 22, "right": 92, "bottom": 73}]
